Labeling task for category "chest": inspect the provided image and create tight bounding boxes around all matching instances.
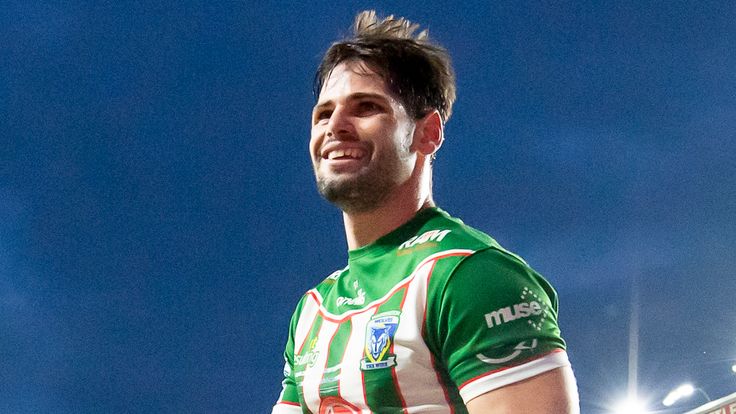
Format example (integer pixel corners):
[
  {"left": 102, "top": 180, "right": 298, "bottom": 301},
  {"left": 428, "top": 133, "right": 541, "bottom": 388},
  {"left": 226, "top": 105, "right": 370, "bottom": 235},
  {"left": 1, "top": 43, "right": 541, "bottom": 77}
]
[{"left": 292, "top": 260, "right": 454, "bottom": 412}]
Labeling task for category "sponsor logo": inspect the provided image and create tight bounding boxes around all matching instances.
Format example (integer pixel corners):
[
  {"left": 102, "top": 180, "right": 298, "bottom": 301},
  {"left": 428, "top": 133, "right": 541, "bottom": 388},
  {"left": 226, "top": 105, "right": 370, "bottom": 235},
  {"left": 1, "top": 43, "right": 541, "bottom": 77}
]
[
  {"left": 294, "top": 350, "right": 320, "bottom": 368},
  {"left": 319, "top": 396, "right": 360, "bottom": 414},
  {"left": 398, "top": 229, "right": 451, "bottom": 250},
  {"left": 336, "top": 288, "right": 365, "bottom": 307},
  {"left": 295, "top": 337, "right": 319, "bottom": 368},
  {"left": 484, "top": 301, "right": 542, "bottom": 328},
  {"left": 483, "top": 287, "right": 550, "bottom": 330},
  {"left": 476, "top": 339, "right": 538, "bottom": 364},
  {"left": 360, "top": 311, "right": 400, "bottom": 370}
]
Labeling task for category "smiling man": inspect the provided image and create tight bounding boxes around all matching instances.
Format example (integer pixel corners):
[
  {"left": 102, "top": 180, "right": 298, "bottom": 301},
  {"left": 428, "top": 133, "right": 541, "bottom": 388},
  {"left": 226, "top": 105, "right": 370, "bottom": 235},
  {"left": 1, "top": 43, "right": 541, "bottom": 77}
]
[{"left": 272, "top": 11, "right": 579, "bottom": 414}]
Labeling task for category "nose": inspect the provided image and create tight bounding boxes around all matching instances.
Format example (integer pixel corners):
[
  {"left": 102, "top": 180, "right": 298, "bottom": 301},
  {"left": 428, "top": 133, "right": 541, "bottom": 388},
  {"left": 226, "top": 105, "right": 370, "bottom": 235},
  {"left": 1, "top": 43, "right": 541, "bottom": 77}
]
[{"left": 325, "top": 106, "right": 355, "bottom": 140}]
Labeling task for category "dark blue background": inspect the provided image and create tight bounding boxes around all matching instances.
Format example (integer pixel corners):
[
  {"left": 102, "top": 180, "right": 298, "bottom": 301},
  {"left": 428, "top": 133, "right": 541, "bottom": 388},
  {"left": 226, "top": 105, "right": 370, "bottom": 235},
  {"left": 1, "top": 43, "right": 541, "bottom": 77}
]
[{"left": 2, "top": 1, "right": 735, "bottom": 413}]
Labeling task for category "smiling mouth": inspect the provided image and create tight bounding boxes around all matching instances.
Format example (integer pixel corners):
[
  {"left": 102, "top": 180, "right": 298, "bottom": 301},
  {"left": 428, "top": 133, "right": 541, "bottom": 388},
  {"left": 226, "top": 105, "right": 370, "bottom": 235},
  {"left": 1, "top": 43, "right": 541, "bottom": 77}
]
[{"left": 325, "top": 148, "right": 367, "bottom": 160}]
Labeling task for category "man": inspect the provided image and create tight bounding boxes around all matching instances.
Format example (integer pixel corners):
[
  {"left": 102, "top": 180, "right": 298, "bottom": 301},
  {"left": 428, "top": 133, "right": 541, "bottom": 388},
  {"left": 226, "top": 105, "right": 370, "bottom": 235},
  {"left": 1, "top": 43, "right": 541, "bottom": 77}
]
[{"left": 273, "top": 10, "right": 579, "bottom": 413}]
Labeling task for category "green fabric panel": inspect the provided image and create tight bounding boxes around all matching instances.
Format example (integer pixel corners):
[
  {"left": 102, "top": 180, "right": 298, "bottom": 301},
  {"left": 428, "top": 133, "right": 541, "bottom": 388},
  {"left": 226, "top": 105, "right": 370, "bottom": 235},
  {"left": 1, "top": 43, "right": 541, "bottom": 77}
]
[{"left": 436, "top": 248, "right": 565, "bottom": 387}]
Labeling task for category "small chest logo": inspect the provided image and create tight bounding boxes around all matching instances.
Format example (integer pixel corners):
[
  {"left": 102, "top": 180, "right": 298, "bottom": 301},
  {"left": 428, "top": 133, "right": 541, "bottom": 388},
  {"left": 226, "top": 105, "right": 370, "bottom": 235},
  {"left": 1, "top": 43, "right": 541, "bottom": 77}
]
[
  {"left": 336, "top": 289, "right": 365, "bottom": 307},
  {"left": 360, "top": 311, "right": 400, "bottom": 370},
  {"left": 337, "top": 280, "right": 366, "bottom": 307}
]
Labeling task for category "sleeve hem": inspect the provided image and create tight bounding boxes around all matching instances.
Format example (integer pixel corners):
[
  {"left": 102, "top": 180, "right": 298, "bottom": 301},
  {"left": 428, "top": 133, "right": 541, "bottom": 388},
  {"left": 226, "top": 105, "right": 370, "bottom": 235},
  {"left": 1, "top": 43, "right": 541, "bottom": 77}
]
[{"left": 458, "top": 350, "right": 571, "bottom": 403}]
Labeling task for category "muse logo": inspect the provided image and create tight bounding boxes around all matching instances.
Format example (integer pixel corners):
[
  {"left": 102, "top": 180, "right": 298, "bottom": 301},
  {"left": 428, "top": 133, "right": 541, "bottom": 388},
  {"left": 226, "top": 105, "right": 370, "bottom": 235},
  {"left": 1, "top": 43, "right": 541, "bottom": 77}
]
[{"left": 484, "top": 287, "right": 550, "bottom": 330}]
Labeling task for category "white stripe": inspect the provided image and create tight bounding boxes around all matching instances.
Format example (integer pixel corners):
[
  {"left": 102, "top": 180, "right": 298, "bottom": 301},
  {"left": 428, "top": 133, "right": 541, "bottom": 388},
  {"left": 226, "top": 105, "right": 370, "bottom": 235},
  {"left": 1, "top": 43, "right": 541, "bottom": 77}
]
[
  {"left": 310, "top": 249, "right": 475, "bottom": 320},
  {"left": 294, "top": 295, "right": 320, "bottom": 354},
  {"left": 338, "top": 309, "right": 375, "bottom": 411},
  {"left": 271, "top": 403, "right": 302, "bottom": 414},
  {"left": 394, "top": 259, "right": 452, "bottom": 413},
  {"left": 459, "top": 351, "right": 571, "bottom": 403},
  {"left": 302, "top": 319, "right": 340, "bottom": 413}
]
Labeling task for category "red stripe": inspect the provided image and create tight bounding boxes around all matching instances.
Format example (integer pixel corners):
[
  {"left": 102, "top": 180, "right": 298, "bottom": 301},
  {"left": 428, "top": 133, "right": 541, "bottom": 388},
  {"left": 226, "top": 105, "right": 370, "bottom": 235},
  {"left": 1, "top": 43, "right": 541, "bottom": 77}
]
[
  {"left": 390, "top": 286, "right": 410, "bottom": 412},
  {"left": 430, "top": 352, "right": 455, "bottom": 414},
  {"left": 335, "top": 318, "right": 351, "bottom": 399},
  {"left": 359, "top": 311, "right": 376, "bottom": 413},
  {"left": 276, "top": 401, "right": 301, "bottom": 407},
  {"left": 458, "top": 348, "right": 565, "bottom": 390},
  {"left": 421, "top": 260, "right": 455, "bottom": 413},
  {"left": 296, "top": 308, "right": 320, "bottom": 355},
  {"left": 419, "top": 258, "right": 438, "bottom": 340},
  {"left": 309, "top": 280, "right": 413, "bottom": 324},
  {"left": 397, "top": 284, "right": 410, "bottom": 310}
]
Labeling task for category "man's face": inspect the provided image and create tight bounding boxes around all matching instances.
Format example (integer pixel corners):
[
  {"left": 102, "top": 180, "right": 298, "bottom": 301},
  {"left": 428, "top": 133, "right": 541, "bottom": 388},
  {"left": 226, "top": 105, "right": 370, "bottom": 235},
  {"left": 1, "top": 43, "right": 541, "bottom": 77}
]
[{"left": 310, "top": 60, "right": 417, "bottom": 212}]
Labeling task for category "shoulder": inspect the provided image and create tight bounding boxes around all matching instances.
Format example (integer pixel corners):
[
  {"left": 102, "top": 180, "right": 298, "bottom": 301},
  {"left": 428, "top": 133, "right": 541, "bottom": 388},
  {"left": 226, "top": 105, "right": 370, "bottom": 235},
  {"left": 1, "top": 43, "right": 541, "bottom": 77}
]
[
  {"left": 424, "top": 209, "right": 499, "bottom": 250},
  {"left": 412, "top": 211, "right": 549, "bottom": 294},
  {"left": 396, "top": 209, "right": 500, "bottom": 262},
  {"left": 424, "top": 244, "right": 561, "bottom": 346},
  {"left": 287, "top": 267, "right": 344, "bottom": 321},
  {"left": 441, "top": 247, "right": 559, "bottom": 311},
  {"left": 423, "top": 246, "right": 568, "bottom": 402},
  {"left": 305, "top": 267, "right": 346, "bottom": 299}
]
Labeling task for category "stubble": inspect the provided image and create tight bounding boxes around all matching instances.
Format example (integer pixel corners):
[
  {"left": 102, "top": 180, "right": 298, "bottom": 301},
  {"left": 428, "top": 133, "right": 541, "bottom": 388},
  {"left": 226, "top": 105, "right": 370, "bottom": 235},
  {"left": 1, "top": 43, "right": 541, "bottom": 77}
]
[{"left": 315, "top": 135, "right": 413, "bottom": 213}]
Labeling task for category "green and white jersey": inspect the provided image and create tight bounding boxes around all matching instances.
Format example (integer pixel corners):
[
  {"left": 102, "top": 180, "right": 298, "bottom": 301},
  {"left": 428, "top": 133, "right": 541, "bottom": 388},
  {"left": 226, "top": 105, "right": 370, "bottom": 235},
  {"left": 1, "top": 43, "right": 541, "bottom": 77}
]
[{"left": 273, "top": 208, "right": 569, "bottom": 414}]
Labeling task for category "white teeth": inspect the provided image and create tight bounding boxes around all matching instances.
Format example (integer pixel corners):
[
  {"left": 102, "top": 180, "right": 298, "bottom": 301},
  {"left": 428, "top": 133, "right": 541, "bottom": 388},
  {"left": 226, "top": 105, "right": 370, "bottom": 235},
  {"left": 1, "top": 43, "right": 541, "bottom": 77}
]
[
  {"left": 346, "top": 148, "right": 362, "bottom": 158},
  {"left": 327, "top": 148, "right": 365, "bottom": 160}
]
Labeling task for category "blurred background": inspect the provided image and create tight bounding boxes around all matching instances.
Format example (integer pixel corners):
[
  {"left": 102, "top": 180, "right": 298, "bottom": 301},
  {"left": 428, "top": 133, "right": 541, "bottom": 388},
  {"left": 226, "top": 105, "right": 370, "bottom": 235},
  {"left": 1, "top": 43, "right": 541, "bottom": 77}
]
[{"left": 2, "top": 1, "right": 735, "bottom": 413}]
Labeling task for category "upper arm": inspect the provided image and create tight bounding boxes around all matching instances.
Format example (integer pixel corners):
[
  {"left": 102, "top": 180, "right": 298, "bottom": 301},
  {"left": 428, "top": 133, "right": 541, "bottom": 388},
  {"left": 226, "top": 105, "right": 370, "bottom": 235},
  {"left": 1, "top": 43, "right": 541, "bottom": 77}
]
[
  {"left": 426, "top": 248, "right": 572, "bottom": 404},
  {"left": 466, "top": 366, "right": 579, "bottom": 414},
  {"left": 272, "top": 299, "right": 305, "bottom": 413}
]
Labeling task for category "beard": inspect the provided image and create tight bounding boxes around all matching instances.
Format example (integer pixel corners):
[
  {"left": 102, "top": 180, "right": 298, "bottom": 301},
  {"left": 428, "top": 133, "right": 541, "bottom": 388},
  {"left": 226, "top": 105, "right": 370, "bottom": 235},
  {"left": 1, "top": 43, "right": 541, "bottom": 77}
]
[{"left": 315, "top": 142, "right": 412, "bottom": 213}]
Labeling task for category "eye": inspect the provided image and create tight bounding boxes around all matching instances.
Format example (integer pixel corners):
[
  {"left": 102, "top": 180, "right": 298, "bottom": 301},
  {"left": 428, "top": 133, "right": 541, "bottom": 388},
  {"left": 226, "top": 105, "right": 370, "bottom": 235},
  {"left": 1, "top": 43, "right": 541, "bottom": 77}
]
[
  {"left": 314, "top": 109, "right": 332, "bottom": 123},
  {"left": 356, "top": 101, "right": 381, "bottom": 115}
]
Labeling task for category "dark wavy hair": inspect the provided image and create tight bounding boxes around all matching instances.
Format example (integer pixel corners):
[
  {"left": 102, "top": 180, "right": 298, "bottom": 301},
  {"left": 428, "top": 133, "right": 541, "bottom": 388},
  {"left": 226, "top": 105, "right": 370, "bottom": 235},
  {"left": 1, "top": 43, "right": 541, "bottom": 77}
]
[{"left": 314, "top": 10, "right": 456, "bottom": 123}]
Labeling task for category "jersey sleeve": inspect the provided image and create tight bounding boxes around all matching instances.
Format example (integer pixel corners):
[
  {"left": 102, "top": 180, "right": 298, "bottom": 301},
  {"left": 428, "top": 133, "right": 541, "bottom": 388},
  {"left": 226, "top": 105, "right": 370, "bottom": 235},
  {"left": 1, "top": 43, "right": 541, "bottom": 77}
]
[
  {"left": 430, "top": 247, "right": 570, "bottom": 404},
  {"left": 272, "top": 303, "right": 303, "bottom": 414}
]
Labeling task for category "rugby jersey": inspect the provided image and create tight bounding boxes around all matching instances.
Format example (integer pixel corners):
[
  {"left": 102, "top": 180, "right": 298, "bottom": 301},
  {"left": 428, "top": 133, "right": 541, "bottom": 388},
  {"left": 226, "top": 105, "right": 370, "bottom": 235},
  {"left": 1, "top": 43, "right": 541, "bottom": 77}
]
[{"left": 273, "top": 207, "right": 570, "bottom": 413}]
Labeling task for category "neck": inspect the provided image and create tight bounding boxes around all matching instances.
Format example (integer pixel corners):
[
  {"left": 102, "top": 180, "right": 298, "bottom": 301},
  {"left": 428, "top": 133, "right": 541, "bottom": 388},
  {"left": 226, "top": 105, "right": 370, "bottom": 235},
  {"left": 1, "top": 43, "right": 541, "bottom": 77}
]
[{"left": 342, "top": 167, "right": 434, "bottom": 250}]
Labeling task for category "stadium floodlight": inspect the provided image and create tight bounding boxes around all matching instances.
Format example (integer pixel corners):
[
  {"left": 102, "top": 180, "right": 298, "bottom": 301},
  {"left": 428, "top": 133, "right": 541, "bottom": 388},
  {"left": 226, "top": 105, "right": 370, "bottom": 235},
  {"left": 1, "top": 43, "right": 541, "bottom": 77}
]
[
  {"left": 663, "top": 383, "right": 694, "bottom": 406},
  {"left": 613, "top": 397, "right": 649, "bottom": 414},
  {"left": 663, "top": 383, "right": 711, "bottom": 407}
]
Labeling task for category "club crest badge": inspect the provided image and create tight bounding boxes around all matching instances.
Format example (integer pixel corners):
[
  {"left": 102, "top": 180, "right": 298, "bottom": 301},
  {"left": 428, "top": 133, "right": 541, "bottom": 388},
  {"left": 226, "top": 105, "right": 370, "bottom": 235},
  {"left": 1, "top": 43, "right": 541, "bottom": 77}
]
[{"left": 360, "top": 311, "right": 400, "bottom": 370}]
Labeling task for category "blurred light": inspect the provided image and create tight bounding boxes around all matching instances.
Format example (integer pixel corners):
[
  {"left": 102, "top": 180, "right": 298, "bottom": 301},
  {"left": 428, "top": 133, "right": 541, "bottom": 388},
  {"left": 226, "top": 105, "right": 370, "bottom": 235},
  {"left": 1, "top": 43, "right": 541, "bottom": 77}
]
[
  {"left": 663, "top": 383, "right": 696, "bottom": 407},
  {"left": 732, "top": 364, "right": 736, "bottom": 373},
  {"left": 678, "top": 384, "right": 694, "bottom": 397},
  {"left": 613, "top": 397, "right": 649, "bottom": 414}
]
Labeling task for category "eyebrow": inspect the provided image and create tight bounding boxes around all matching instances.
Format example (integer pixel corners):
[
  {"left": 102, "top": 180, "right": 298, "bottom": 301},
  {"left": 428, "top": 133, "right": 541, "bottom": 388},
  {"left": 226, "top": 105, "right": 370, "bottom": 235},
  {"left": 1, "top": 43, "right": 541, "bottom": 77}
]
[{"left": 313, "top": 92, "right": 390, "bottom": 113}]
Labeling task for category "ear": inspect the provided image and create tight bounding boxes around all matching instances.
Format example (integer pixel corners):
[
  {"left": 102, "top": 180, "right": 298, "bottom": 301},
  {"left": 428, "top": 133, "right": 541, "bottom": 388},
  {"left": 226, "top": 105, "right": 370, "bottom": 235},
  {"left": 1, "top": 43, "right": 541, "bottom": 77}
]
[{"left": 411, "top": 110, "right": 444, "bottom": 156}]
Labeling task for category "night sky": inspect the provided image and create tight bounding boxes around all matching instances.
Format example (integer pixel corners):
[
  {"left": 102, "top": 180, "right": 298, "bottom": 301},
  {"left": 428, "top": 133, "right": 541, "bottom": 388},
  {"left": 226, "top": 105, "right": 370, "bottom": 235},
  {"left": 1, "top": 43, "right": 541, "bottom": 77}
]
[{"left": 2, "top": 2, "right": 735, "bottom": 413}]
